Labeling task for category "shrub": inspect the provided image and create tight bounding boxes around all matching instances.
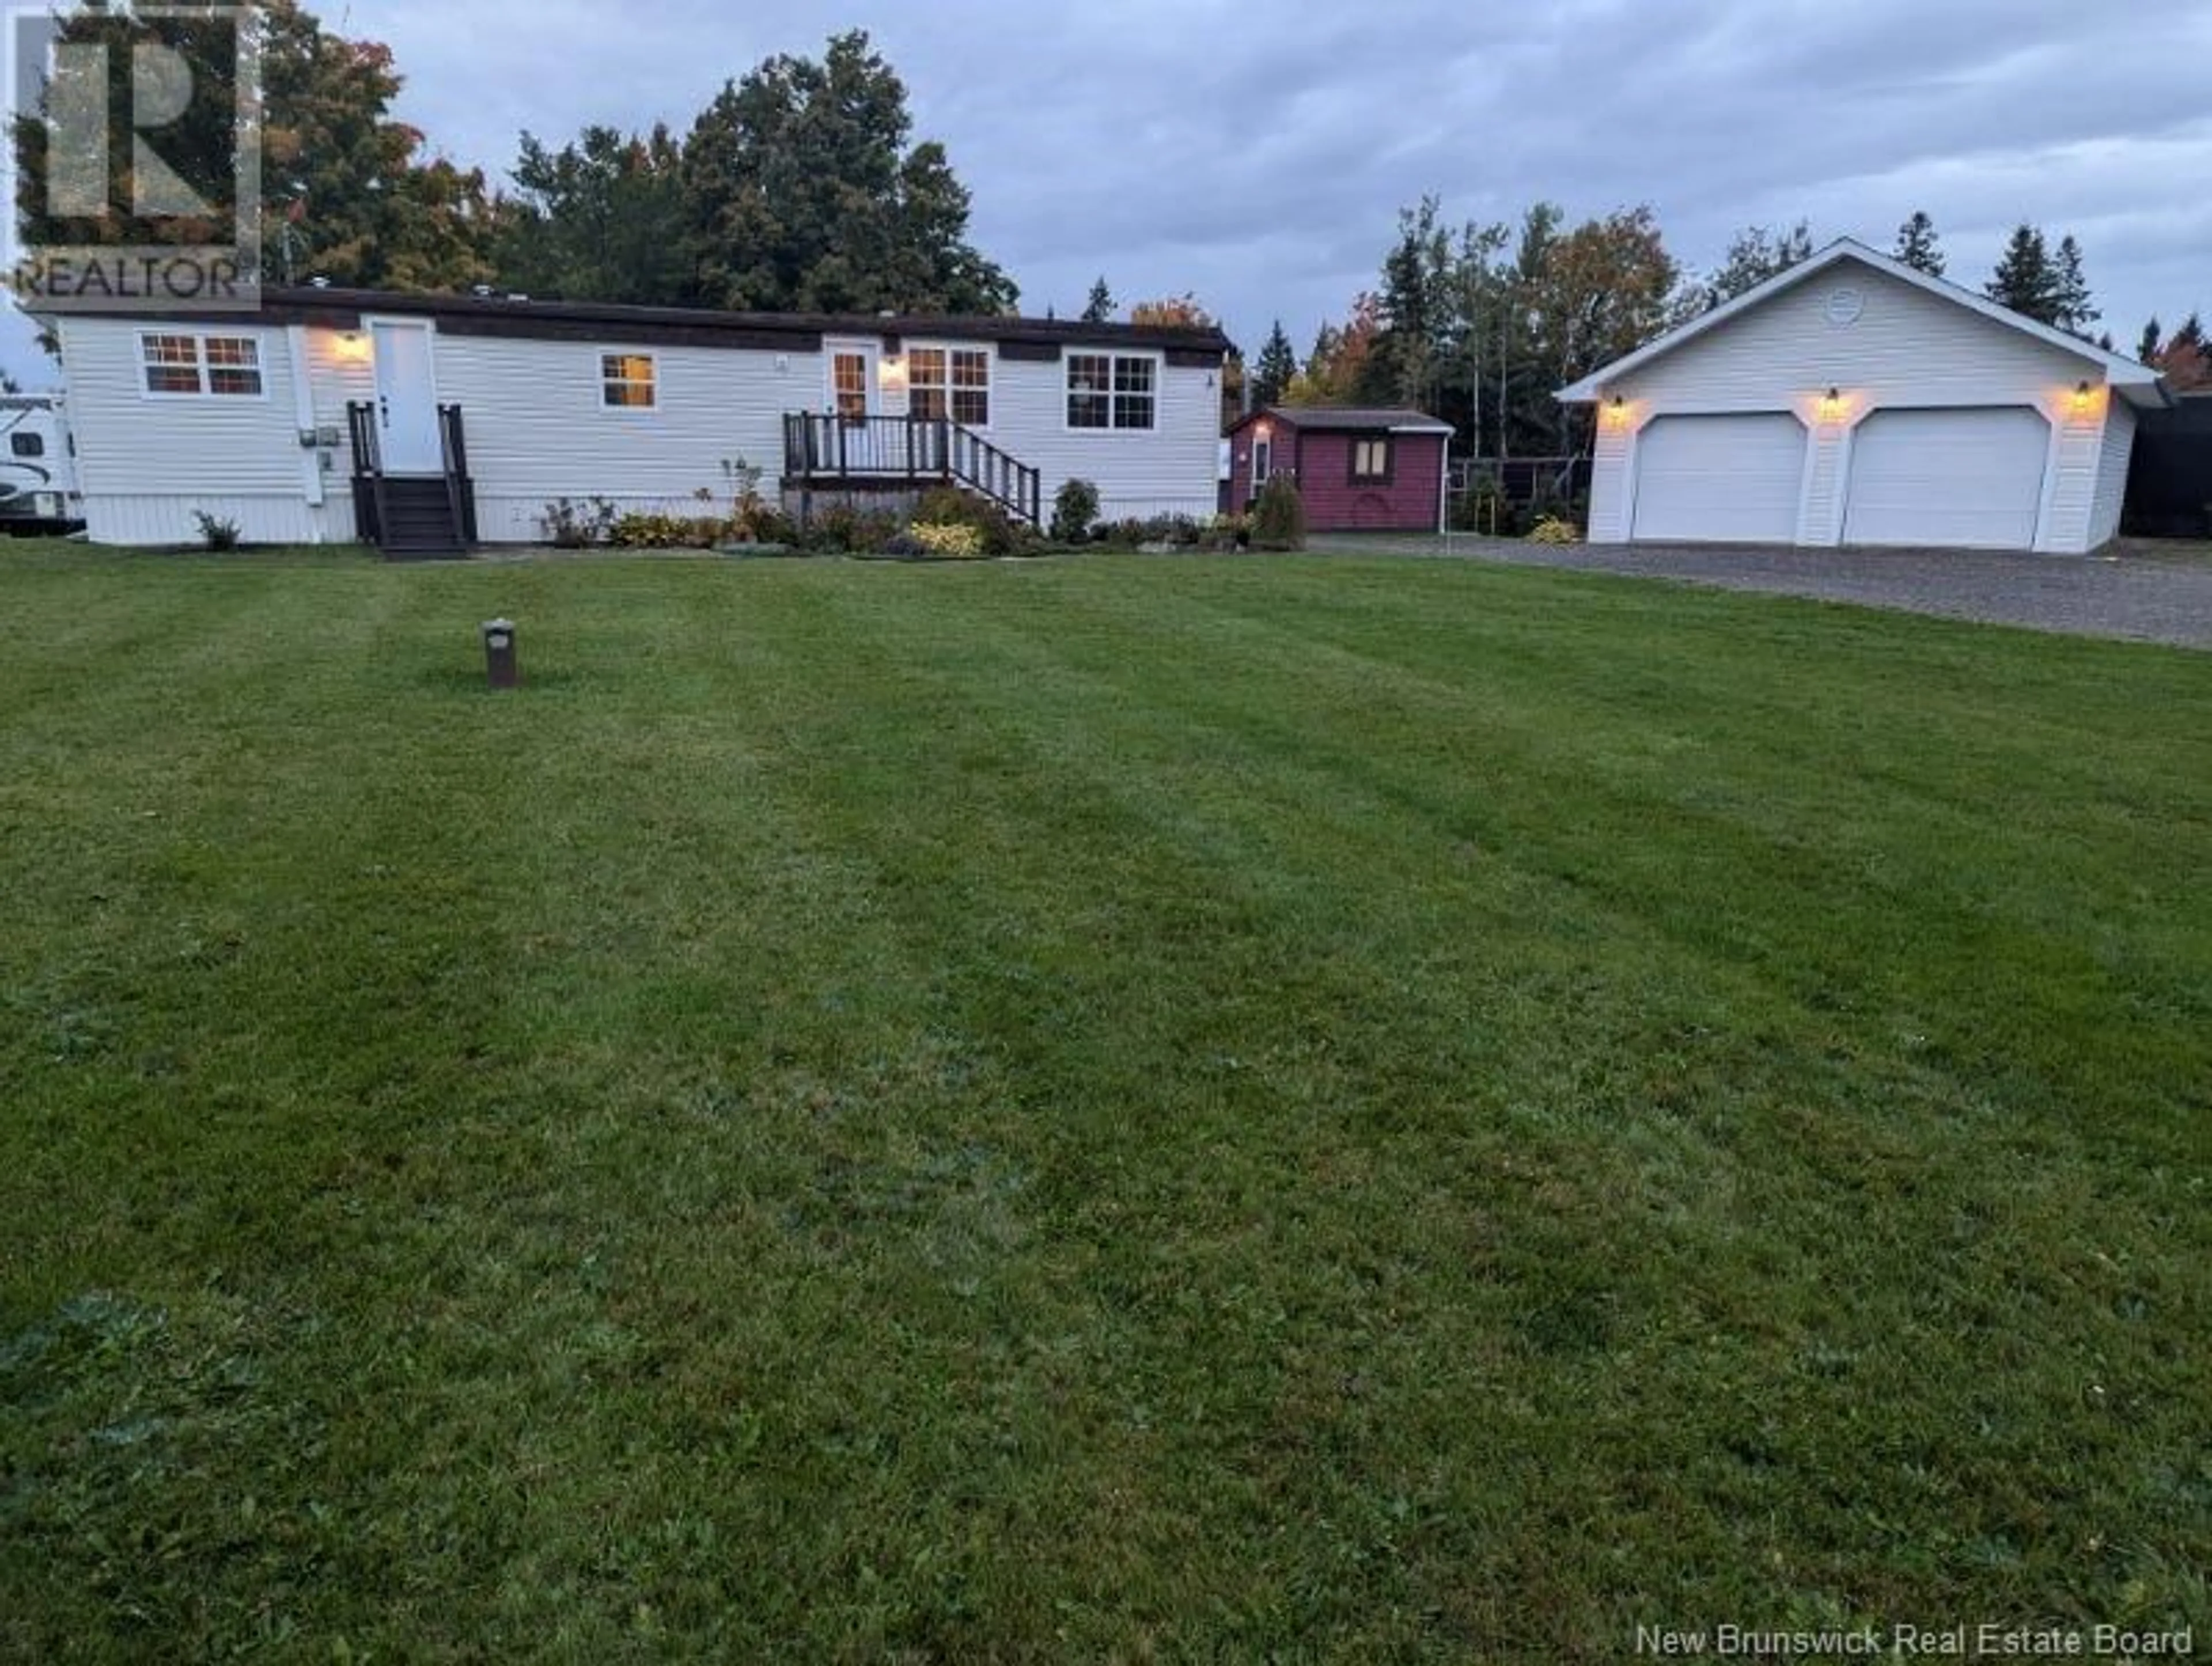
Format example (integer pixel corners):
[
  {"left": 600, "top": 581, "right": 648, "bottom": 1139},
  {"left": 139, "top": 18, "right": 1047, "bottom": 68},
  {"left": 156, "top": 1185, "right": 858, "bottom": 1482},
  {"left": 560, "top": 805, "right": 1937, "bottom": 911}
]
[
  {"left": 1051, "top": 478, "right": 1100, "bottom": 544},
  {"left": 914, "top": 485, "right": 1024, "bottom": 556},
  {"left": 1098, "top": 517, "right": 1152, "bottom": 547},
  {"left": 1528, "top": 516, "right": 1581, "bottom": 546},
  {"left": 608, "top": 512, "right": 695, "bottom": 548},
  {"left": 804, "top": 505, "right": 905, "bottom": 554},
  {"left": 539, "top": 496, "right": 616, "bottom": 548},
  {"left": 191, "top": 510, "right": 241, "bottom": 552},
  {"left": 1251, "top": 475, "right": 1307, "bottom": 551},
  {"left": 1205, "top": 513, "right": 1251, "bottom": 551},
  {"left": 908, "top": 521, "right": 986, "bottom": 558}
]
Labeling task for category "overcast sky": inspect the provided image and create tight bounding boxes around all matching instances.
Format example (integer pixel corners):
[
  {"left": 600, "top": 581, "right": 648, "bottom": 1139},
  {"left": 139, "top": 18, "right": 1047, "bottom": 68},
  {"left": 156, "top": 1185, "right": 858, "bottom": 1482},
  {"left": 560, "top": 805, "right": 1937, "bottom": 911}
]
[{"left": 7, "top": 0, "right": 2209, "bottom": 385}]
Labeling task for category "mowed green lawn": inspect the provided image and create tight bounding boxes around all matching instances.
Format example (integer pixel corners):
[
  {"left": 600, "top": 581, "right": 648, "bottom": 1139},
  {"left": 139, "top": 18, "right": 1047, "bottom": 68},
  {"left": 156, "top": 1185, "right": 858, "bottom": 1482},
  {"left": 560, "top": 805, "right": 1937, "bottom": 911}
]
[{"left": 2, "top": 540, "right": 2207, "bottom": 1662}]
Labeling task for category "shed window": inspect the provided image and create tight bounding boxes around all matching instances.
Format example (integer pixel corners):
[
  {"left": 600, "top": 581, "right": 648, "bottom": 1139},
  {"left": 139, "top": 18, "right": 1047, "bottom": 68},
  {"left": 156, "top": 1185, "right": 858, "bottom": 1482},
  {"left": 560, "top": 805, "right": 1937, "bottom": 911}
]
[
  {"left": 10, "top": 432, "right": 43, "bottom": 457},
  {"left": 1350, "top": 437, "right": 1393, "bottom": 484},
  {"left": 140, "top": 332, "right": 263, "bottom": 397},
  {"left": 1068, "top": 353, "right": 1157, "bottom": 430},
  {"left": 601, "top": 353, "right": 657, "bottom": 409},
  {"left": 910, "top": 346, "right": 990, "bottom": 426}
]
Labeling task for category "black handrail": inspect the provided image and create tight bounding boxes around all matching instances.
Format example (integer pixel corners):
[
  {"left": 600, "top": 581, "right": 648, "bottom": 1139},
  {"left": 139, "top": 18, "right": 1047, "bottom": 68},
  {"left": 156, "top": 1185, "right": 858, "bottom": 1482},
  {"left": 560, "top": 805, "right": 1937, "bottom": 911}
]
[
  {"left": 345, "top": 400, "right": 388, "bottom": 546},
  {"left": 438, "top": 404, "right": 476, "bottom": 544}
]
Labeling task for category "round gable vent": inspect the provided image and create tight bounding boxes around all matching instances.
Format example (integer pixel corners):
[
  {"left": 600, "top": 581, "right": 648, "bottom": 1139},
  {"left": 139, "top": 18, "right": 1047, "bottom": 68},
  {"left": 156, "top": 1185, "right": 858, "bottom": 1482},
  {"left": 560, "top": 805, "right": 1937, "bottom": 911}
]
[{"left": 1824, "top": 286, "right": 1866, "bottom": 327}]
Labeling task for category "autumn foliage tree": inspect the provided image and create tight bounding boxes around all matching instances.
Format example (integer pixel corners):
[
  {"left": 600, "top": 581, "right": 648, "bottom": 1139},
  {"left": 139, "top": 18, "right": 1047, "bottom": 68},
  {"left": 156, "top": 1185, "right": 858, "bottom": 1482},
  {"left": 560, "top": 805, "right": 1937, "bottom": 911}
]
[
  {"left": 1127, "top": 293, "right": 1215, "bottom": 328},
  {"left": 11, "top": 0, "right": 495, "bottom": 290}
]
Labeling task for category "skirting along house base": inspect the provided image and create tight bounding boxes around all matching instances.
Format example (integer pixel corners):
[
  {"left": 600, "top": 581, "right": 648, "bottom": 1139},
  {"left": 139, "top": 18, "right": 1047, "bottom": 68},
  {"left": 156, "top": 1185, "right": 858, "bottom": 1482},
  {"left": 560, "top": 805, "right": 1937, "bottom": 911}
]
[
  {"left": 43, "top": 288, "right": 1234, "bottom": 553},
  {"left": 1557, "top": 240, "right": 2171, "bottom": 555}
]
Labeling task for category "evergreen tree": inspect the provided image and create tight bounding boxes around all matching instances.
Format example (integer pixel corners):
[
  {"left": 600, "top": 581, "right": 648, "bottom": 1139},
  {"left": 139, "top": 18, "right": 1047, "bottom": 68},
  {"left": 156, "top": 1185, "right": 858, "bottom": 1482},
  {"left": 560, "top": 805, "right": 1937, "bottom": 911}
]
[
  {"left": 2051, "top": 234, "right": 2099, "bottom": 335},
  {"left": 1251, "top": 320, "right": 1297, "bottom": 409},
  {"left": 497, "top": 124, "right": 691, "bottom": 303},
  {"left": 1080, "top": 277, "right": 1115, "bottom": 323},
  {"left": 2137, "top": 317, "right": 2162, "bottom": 365},
  {"left": 1372, "top": 197, "right": 1449, "bottom": 407},
  {"left": 1893, "top": 210, "right": 1945, "bottom": 277},
  {"left": 1986, "top": 224, "right": 2061, "bottom": 325},
  {"left": 1703, "top": 220, "right": 1814, "bottom": 308},
  {"left": 683, "top": 31, "right": 1014, "bottom": 315}
]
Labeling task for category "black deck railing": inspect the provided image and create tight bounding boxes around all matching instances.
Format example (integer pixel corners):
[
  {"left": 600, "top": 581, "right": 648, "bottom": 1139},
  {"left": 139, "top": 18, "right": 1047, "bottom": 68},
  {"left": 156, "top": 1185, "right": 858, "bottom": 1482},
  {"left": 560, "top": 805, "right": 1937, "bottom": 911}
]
[{"left": 782, "top": 412, "right": 1042, "bottom": 527}]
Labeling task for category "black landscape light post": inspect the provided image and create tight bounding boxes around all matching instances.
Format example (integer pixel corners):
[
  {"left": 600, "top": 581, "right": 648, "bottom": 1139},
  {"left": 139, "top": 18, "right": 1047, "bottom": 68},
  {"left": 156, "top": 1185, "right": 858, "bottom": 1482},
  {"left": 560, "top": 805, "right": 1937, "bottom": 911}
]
[{"left": 482, "top": 618, "right": 518, "bottom": 689}]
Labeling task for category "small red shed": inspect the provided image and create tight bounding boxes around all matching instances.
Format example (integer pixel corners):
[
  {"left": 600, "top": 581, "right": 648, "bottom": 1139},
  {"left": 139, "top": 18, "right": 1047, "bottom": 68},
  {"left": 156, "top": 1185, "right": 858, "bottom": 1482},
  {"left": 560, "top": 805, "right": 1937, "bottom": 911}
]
[{"left": 1224, "top": 406, "right": 1453, "bottom": 532}]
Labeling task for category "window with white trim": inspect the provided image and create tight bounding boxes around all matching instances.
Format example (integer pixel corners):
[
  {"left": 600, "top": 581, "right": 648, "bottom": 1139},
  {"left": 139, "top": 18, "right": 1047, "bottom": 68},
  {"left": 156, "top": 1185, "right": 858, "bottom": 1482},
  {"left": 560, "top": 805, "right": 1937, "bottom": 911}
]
[
  {"left": 140, "top": 331, "right": 263, "bottom": 397},
  {"left": 908, "top": 346, "right": 990, "bottom": 426},
  {"left": 1350, "top": 437, "right": 1392, "bottom": 484},
  {"left": 601, "top": 352, "right": 657, "bottom": 409},
  {"left": 1067, "top": 352, "right": 1157, "bottom": 430}
]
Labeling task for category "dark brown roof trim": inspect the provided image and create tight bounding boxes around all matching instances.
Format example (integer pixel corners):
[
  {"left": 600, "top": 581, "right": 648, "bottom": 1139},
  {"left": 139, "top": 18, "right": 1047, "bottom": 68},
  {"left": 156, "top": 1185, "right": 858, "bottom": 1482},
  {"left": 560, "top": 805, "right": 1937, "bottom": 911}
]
[{"left": 55, "top": 283, "right": 1236, "bottom": 357}]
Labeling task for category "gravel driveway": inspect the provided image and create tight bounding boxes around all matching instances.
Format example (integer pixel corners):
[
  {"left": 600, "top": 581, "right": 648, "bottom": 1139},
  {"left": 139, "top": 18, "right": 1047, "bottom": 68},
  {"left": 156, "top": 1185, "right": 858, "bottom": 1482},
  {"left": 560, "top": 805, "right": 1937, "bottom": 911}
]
[{"left": 1313, "top": 535, "right": 2212, "bottom": 650}]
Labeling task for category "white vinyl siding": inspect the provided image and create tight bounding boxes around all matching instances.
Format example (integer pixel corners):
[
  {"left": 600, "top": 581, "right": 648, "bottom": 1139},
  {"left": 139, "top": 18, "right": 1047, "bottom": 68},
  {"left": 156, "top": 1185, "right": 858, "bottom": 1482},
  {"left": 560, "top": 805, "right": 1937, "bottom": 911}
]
[
  {"left": 60, "top": 318, "right": 313, "bottom": 543},
  {"left": 1631, "top": 414, "right": 1806, "bottom": 543},
  {"left": 2087, "top": 401, "right": 2135, "bottom": 549},
  {"left": 431, "top": 333, "right": 806, "bottom": 541},
  {"left": 1843, "top": 408, "right": 2048, "bottom": 549}
]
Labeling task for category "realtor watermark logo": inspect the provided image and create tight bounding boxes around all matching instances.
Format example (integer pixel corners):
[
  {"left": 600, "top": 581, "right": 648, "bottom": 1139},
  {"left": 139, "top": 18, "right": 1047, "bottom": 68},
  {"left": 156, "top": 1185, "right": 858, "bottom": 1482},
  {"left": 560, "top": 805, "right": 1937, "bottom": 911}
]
[{"left": 5, "top": 2, "right": 262, "bottom": 311}]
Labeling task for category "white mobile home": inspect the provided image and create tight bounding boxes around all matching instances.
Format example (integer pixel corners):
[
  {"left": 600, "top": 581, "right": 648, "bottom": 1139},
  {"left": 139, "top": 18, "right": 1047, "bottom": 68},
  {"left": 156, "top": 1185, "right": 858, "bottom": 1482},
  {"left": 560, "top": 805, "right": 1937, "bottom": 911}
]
[
  {"left": 1557, "top": 240, "right": 2169, "bottom": 555},
  {"left": 46, "top": 287, "right": 1233, "bottom": 552}
]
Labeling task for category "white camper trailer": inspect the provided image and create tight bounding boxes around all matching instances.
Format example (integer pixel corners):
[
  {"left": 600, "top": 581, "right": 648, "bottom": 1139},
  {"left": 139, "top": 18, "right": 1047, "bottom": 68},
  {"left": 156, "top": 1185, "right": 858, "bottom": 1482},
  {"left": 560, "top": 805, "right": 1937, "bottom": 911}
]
[{"left": 0, "top": 394, "right": 82, "bottom": 533}]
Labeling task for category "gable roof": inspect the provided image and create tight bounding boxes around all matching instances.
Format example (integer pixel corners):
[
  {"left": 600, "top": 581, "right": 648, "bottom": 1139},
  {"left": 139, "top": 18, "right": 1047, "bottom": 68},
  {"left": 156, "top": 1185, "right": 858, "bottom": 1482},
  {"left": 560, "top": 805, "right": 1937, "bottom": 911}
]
[
  {"left": 1556, "top": 238, "right": 2169, "bottom": 408},
  {"left": 1229, "top": 406, "right": 1453, "bottom": 435},
  {"left": 41, "top": 283, "right": 1237, "bottom": 361}
]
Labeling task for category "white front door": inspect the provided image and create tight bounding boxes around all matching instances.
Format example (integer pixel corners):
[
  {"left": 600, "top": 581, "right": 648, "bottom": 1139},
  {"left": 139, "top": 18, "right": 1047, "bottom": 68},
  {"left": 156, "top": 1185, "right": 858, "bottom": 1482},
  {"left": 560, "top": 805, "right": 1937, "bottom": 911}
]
[
  {"left": 828, "top": 344, "right": 876, "bottom": 422},
  {"left": 370, "top": 319, "right": 442, "bottom": 474},
  {"left": 1843, "top": 407, "right": 2048, "bottom": 550}
]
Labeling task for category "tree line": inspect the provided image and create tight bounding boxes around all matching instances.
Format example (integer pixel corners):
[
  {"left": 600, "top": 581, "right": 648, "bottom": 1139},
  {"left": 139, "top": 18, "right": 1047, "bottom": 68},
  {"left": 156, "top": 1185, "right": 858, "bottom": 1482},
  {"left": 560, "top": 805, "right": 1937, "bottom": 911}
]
[
  {"left": 12, "top": 5, "right": 1013, "bottom": 316},
  {"left": 1247, "top": 205, "right": 2209, "bottom": 457}
]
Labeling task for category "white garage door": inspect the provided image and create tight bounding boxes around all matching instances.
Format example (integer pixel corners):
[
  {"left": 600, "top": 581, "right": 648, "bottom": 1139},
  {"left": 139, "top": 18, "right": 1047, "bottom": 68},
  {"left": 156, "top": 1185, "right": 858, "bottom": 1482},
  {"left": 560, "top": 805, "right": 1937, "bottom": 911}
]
[
  {"left": 1844, "top": 408, "right": 2048, "bottom": 549},
  {"left": 1630, "top": 413, "right": 1806, "bottom": 543}
]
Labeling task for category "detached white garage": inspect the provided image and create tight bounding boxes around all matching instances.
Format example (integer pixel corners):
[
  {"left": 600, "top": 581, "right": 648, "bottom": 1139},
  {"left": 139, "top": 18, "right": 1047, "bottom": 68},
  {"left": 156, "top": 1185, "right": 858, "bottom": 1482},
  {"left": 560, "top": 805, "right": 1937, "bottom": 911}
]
[{"left": 1560, "top": 240, "right": 2171, "bottom": 555}]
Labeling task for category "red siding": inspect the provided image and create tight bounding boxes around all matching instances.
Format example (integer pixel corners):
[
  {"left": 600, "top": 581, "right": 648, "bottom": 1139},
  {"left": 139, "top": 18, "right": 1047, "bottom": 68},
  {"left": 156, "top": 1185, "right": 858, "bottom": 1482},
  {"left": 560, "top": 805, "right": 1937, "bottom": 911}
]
[{"left": 1225, "top": 419, "right": 1445, "bottom": 531}]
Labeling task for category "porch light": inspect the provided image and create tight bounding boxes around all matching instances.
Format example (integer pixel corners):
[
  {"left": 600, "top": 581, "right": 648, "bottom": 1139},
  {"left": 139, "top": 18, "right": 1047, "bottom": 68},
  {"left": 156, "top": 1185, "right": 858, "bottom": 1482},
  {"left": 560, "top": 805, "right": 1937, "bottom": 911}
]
[
  {"left": 2070, "top": 378, "right": 2096, "bottom": 414},
  {"left": 1600, "top": 396, "right": 1630, "bottom": 429},
  {"left": 1818, "top": 387, "right": 1847, "bottom": 421},
  {"left": 331, "top": 330, "right": 370, "bottom": 365},
  {"left": 878, "top": 355, "right": 908, "bottom": 393}
]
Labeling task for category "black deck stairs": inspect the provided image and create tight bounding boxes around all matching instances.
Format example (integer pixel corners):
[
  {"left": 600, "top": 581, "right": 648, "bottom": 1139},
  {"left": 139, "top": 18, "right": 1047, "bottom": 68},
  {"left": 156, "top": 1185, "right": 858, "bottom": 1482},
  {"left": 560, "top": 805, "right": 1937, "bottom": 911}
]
[{"left": 346, "top": 402, "right": 478, "bottom": 559}]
